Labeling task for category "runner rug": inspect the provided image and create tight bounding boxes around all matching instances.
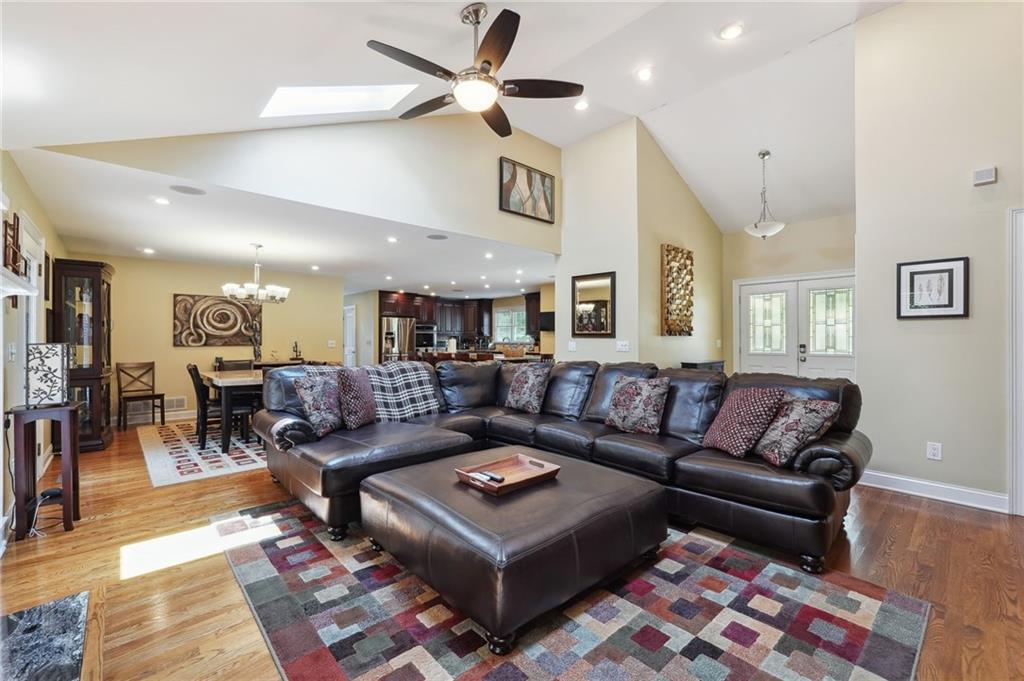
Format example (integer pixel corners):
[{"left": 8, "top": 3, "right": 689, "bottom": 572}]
[
  {"left": 138, "top": 421, "right": 266, "bottom": 487},
  {"left": 216, "top": 500, "right": 929, "bottom": 681}
]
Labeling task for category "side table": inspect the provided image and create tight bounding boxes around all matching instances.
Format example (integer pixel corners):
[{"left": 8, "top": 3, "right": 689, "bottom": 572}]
[{"left": 7, "top": 402, "right": 83, "bottom": 540}]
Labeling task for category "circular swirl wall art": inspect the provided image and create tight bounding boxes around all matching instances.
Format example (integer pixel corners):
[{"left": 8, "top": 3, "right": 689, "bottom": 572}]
[{"left": 172, "top": 294, "right": 262, "bottom": 347}]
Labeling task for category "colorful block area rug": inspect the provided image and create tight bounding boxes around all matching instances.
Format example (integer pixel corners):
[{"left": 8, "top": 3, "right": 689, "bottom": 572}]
[
  {"left": 138, "top": 422, "right": 266, "bottom": 487},
  {"left": 0, "top": 591, "right": 89, "bottom": 681},
  {"left": 217, "top": 500, "right": 930, "bottom": 681}
]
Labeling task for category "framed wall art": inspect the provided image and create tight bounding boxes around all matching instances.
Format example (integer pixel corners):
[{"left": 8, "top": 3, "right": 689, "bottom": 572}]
[
  {"left": 571, "top": 272, "right": 615, "bottom": 338},
  {"left": 896, "top": 257, "right": 969, "bottom": 319},
  {"left": 499, "top": 156, "right": 555, "bottom": 224},
  {"left": 172, "top": 294, "right": 262, "bottom": 347}
]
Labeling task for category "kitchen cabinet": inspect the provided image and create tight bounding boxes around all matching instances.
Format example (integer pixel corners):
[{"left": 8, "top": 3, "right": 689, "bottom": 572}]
[
  {"left": 524, "top": 292, "right": 541, "bottom": 341},
  {"left": 463, "top": 300, "right": 478, "bottom": 337},
  {"left": 380, "top": 291, "right": 415, "bottom": 317},
  {"left": 414, "top": 296, "right": 435, "bottom": 325},
  {"left": 479, "top": 299, "right": 493, "bottom": 337}
]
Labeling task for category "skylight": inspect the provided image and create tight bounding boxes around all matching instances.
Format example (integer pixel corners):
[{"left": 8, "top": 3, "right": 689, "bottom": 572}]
[{"left": 260, "top": 84, "right": 418, "bottom": 118}]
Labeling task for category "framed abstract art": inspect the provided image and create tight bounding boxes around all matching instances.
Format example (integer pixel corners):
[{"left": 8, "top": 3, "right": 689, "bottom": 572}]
[{"left": 499, "top": 156, "right": 555, "bottom": 224}]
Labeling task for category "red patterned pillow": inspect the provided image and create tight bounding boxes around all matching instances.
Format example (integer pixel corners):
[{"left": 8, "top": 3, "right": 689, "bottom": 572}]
[
  {"left": 605, "top": 376, "right": 670, "bottom": 434},
  {"left": 754, "top": 399, "right": 840, "bottom": 467},
  {"left": 337, "top": 367, "right": 376, "bottom": 430},
  {"left": 703, "top": 387, "right": 787, "bottom": 457},
  {"left": 293, "top": 373, "right": 343, "bottom": 437},
  {"left": 504, "top": 363, "right": 552, "bottom": 414}
]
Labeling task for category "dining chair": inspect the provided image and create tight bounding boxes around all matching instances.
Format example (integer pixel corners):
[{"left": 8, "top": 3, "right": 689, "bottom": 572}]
[
  {"left": 186, "top": 364, "right": 253, "bottom": 450},
  {"left": 213, "top": 358, "right": 262, "bottom": 410},
  {"left": 116, "top": 362, "right": 165, "bottom": 431}
]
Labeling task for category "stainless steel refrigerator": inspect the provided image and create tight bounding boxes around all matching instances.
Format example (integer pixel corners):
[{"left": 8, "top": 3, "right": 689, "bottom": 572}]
[{"left": 380, "top": 316, "right": 415, "bottom": 362}]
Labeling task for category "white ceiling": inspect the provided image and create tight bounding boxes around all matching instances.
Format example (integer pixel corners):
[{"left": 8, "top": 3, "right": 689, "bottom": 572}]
[
  {"left": 11, "top": 148, "right": 556, "bottom": 297},
  {"left": 2, "top": 1, "right": 895, "bottom": 261}
]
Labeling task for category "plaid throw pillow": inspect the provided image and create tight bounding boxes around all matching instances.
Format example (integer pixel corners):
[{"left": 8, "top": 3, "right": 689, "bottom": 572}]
[
  {"left": 703, "top": 387, "right": 786, "bottom": 457},
  {"left": 504, "top": 363, "right": 552, "bottom": 414},
  {"left": 337, "top": 367, "right": 376, "bottom": 430},
  {"left": 293, "top": 373, "right": 343, "bottom": 437},
  {"left": 754, "top": 399, "right": 840, "bottom": 467},
  {"left": 365, "top": 361, "right": 441, "bottom": 422},
  {"left": 605, "top": 375, "right": 670, "bottom": 434}
]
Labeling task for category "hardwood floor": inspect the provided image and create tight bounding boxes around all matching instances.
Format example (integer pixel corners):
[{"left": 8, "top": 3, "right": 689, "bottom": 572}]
[{"left": 2, "top": 426, "right": 1023, "bottom": 680}]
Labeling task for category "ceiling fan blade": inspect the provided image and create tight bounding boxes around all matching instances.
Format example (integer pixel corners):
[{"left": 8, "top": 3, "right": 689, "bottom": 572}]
[
  {"left": 399, "top": 95, "right": 454, "bottom": 120},
  {"left": 503, "top": 79, "right": 585, "bottom": 99},
  {"left": 475, "top": 9, "right": 520, "bottom": 74},
  {"left": 480, "top": 102, "right": 512, "bottom": 138},
  {"left": 367, "top": 40, "right": 455, "bottom": 81}
]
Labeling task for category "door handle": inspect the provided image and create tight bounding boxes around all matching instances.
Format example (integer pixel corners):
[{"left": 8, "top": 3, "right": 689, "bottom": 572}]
[
  {"left": 799, "top": 356, "right": 807, "bottom": 362},
  {"left": 798, "top": 343, "right": 807, "bottom": 353}
]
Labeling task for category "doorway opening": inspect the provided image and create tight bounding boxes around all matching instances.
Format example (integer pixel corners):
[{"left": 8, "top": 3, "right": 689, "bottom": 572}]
[
  {"left": 733, "top": 270, "right": 855, "bottom": 380},
  {"left": 1010, "top": 208, "right": 1024, "bottom": 516}
]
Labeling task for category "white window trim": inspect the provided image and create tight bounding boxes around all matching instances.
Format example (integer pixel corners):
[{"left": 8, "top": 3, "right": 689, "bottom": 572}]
[{"left": 1010, "top": 208, "right": 1024, "bottom": 516}]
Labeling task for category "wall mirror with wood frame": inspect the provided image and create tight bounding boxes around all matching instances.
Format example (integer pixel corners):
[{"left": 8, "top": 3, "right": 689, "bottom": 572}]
[{"left": 571, "top": 272, "right": 615, "bottom": 338}]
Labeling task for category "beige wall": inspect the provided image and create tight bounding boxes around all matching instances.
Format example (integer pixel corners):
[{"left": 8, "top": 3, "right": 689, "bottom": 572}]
[
  {"left": 51, "top": 114, "right": 563, "bottom": 254},
  {"left": 539, "top": 283, "right": 554, "bottom": 354},
  {"left": 721, "top": 213, "right": 856, "bottom": 372},
  {"left": 855, "top": 2, "right": 1022, "bottom": 493},
  {"left": 344, "top": 289, "right": 378, "bottom": 367},
  {"left": 71, "top": 253, "right": 344, "bottom": 415},
  {"left": 491, "top": 295, "right": 524, "bottom": 312},
  {"left": 637, "top": 122, "right": 723, "bottom": 369},
  {"left": 1, "top": 151, "right": 70, "bottom": 514}
]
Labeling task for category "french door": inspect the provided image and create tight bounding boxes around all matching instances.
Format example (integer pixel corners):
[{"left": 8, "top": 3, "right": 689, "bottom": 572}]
[{"left": 738, "top": 274, "right": 855, "bottom": 379}]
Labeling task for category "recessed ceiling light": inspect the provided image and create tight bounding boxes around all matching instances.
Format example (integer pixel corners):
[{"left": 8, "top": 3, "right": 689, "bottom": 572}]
[
  {"left": 260, "top": 84, "right": 419, "bottom": 118},
  {"left": 387, "top": 236, "right": 399, "bottom": 243},
  {"left": 717, "top": 21, "right": 745, "bottom": 41},
  {"left": 515, "top": 279, "right": 521, "bottom": 284},
  {"left": 484, "top": 252, "right": 494, "bottom": 259},
  {"left": 310, "top": 265, "right": 320, "bottom": 271},
  {"left": 386, "top": 275, "right": 393, "bottom": 280},
  {"left": 484, "top": 284, "right": 490, "bottom": 289},
  {"left": 152, "top": 196, "right": 170, "bottom": 206},
  {"left": 141, "top": 247, "right": 155, "bottom": 255},
  {"left": 426, "top": 234, "right": 448, "bottom": 241},
  {"left": 398, "top": 289, "right": 405, "bottom": 293},
  {"left": 430, "top": 291, "right": 436, "bottom": 296},
  {"left": 635, "top": 66, "right": 654, "bottom": 82},
  {"left": 516, "top": 269, "right": 523, "bottom": 275},
  {"left": 574, "top": 100, "right": 589, "bottom": 111},
  {"left": 520, "top": 288, "right": 525, "bottom": 293},
  {"left": 464, "top": 295, "right": 469, "bottom": 299},
  {"left": 423, "top": 284, "right": 430, "bottom": 289},
  {"left": 480, "top": 275, "right": 487, "bottom": 280},
  {"left": 450, "top": 281, "right": 456, "bottom": 285},
  {"left": 169, "top": 184, "right": 206, "bottom": 195}
]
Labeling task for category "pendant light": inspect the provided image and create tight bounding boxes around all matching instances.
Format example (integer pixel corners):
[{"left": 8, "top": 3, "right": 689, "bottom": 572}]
[
  {"left": 221, "top": 243, "right": 290, "bottom": 304},
  {"left": 744, "top": 149, "right": 786, "bottom": 240}
]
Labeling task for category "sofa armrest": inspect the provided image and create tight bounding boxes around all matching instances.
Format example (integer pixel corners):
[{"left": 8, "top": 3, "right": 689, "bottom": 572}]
[
  {"left": 791, "top": 429, "right": 872, "bottom": 492},
  {"left": 252, "top": 409, "right": 317, "bottom": 451}
]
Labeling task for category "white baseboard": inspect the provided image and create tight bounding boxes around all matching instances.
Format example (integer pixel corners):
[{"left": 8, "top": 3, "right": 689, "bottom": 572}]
[
  {"left": 860, "top": 469, "right": 1009, "bottom": 514},
  {"left": 1, "top": 506, "right": 12, "bottom": 559},
  {"left": 125, "top": 408, "right": 196, "bottom": 426}
]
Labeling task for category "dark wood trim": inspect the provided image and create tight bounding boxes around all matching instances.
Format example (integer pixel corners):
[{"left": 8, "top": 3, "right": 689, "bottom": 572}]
[{"left": 571, "top": 271, "right": 616, "bottom": 338}]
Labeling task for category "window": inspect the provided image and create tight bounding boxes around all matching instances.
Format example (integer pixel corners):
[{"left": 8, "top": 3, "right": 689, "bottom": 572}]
[
  {"left": 495, "top": 308, "right": 529, "bottom": 342},
  {"left": 748, "top": 292, "right": 786, "bottom": 354},
  {"left": 809, "top": 287, "right": 854, "bottom": 355}
]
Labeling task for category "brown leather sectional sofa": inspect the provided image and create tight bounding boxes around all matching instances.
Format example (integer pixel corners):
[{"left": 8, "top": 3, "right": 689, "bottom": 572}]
[{"left": 252, "top": 360, "right": 871, "bottom": 573}]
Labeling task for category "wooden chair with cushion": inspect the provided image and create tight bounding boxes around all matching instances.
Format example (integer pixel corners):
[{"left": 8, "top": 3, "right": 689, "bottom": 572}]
[
  {"left": 116, "top": 362, "right": 165, "bottom": 431},
  {"left": 186, "top": 364, "right": 253, "bottom": 450},
  {"left": 214, "top": 358, "right": 254, "bottom": 371}
]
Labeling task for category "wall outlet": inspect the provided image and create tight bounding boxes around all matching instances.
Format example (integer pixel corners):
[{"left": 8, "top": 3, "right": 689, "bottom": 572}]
[
  {"left": 327, "top": 340, "right": 337, "bottom": 348},
  {"left": 567, "top": 340, "right": 577, "bottom": 352},
  {"left": 926, "top": 441, "right": 942, "bottom": 461},
  {"left": 716, "top": 339, "right": 722, "bottom": 349},
  {"left": 616, "top": 340, "right": 630, "bottom": 353}
]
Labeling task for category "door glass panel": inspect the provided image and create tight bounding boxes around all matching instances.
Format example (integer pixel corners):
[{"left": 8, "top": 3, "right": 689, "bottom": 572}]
[
  {"left": 748, "top": 292, "right": 787, "bottom": 354},
  {"left": 809, "top": 288, "right": 854, "bottom": 355},
  {"left": 64, "top": 276, "right": 94, "bottom": 369}
]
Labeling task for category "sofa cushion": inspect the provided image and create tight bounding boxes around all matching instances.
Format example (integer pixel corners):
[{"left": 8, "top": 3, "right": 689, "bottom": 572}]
[
  {"left": 407, "top": 412, "right": 487, "bottom": 440},
  {"left": 505, "top": 363, "right": 553, "bottom": 413},
  {"left": 495, "top": 363, "right": 520, "bottom": 406},
  {"left": 754, "top": 399, "right": 840, "bottom": 467},
  {"left": 534, "top": 421, "right": 620, "bottom": 460},
  {"left": 593, "top": 433, "right": 701, "bottom": 482},
  {"left": 703, "top": 387, "right": 786, "bottom": 457},
  {"left": 582, "top": 362, "right": 658, "bottom": 422},
  {"left": 459, "top": 405, "right": 522, "bottom": 423},
  {"left": 541, "top": 361, "right": 600, "bottom": 420},
  {"left": 366, "top": 361, "right": 441, "bottom": 422},
  {"left": 725, "top": 373, "right": 861, "bottom": 433},
  {"left": 435, "top": 361, "right": 500, "bottom": 413},
  {"left": 293, "top": 372, "right": 343, "bottom": 436},
  {"left": 488, "top": 413, "right": 565, "bottom": 445},
  {"left": 337, "top": 367, "right": 376, "bottom": 430},
  {"left": 288, "top": 423, "right": 472, "bottom": 497},
  {"left": 263, "top": 365, "right": 342, "bottom": 418},
  {"left": 605, "top": 376, "right": 670, "bottom": 435},
  {"left": 658, "top": 368, "right": 726, "bottom": 444},
  {"left": 673, "top": 449, "right": 836, "bottom": 518}
]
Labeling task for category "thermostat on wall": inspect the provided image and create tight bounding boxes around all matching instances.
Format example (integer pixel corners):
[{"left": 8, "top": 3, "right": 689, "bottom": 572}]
[{"left": 973, "top": 166, "right": 997, "bottom": 187}]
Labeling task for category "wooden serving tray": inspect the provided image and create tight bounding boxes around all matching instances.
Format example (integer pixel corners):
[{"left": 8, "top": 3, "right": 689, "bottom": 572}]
[{"left": 455, "top": 453, "right": 561, "bottom": 496}]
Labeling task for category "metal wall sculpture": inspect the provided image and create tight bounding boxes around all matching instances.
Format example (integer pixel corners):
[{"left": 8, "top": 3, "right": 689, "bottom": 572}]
[{"left": 661, "top": 244, "right": 694, "bottom": 336}]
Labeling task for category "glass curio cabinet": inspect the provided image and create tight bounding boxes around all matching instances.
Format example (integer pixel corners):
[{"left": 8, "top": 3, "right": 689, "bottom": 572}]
[{"left": 51, "top": 259, "right": 115, "bottom": 451}]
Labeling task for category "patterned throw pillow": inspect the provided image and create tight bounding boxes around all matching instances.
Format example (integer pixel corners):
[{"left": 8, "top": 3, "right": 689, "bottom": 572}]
[
  {"left": 293, "top": 373, "right": 343, "bottom": 437},
  {"left": 703, "top": 387, "right": 787, "bottom": 457},
  {"left": 754, "top": 399, "right": 840, "bottom": 467},
  {"left": 365, "top": 361, "right": 441, "bottom": 422},
  {"left": 337, "top": 367, "right": 376, "bottom": 430},
  {"left": 504, "top": 363, "right": 553, "bottom": 414},
  {"left": 605, "top": 375, "right": 671, "bottom": 435}
]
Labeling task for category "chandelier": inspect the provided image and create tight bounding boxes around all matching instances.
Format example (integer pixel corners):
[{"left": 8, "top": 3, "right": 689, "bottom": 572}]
[
  {"left": 221, "top": 243, "right": 290, "bottom": 304},
  {"left": 744, "top": 149, "right": 786, "bottom": 240}
]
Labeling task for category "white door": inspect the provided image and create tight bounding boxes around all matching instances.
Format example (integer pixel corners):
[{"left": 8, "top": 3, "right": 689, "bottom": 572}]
[
  {"left": 739, "top": 274, "right": 855, "bottom": 379},
  {"left": 343, "top": 305, "right": 357, "bottom": 367}
]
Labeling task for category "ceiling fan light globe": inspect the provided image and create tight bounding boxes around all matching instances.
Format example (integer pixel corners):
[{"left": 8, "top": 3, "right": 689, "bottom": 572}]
[
  {"left": 744, "top": 221, "right": 786, "bottom": 239},
  {"left": 453, "top": 77, "right": 499, "bottom": 112}
]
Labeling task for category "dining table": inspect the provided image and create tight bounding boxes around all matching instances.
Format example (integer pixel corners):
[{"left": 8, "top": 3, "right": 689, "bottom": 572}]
[{"left": 198, "top": 368, "right": 264, "bottom": 453}]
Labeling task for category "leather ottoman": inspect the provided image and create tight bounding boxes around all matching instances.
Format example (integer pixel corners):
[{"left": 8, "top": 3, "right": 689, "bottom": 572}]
[{"left": 359, "top": 446, "right": 667, "bottom": 654}]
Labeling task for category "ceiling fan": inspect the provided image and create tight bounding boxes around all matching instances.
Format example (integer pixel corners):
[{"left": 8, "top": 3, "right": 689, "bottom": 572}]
[{"left": 367, "top": 3, "right": 584, "bottom": 137}]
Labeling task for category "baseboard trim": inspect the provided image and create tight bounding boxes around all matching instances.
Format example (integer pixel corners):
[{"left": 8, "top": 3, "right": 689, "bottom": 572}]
[
  {"left": 1, "top": 506, "right": 12, "bottom": 559},
  {"left": 860, "top": 469, "right": 1009, "bottom": 514},
  {"left": 125, "top": 409, "right": 195, "bottom": 426}
]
